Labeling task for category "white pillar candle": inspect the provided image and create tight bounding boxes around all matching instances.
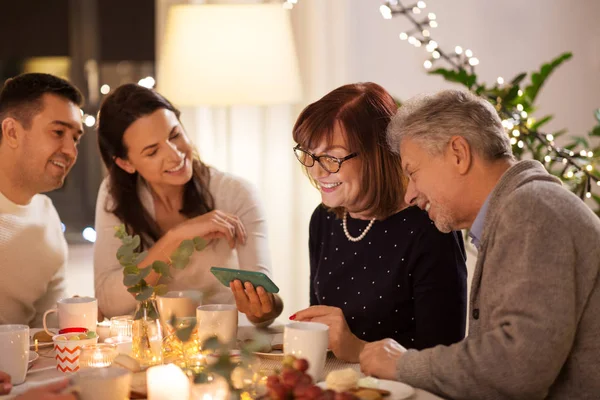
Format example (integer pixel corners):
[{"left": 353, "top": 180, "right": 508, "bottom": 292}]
[{"left": 147, "top": 364, "right": 190, "bottom": 400}]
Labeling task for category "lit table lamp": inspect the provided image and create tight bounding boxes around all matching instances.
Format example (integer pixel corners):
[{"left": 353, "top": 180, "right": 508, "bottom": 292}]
[{"left": 158, "top": 3, "right": 302, "bottom": 106}]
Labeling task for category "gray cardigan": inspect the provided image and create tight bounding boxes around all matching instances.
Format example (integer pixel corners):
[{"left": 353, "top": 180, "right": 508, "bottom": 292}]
[{"left": 395, "top": 160, "right": 600, "bottom": 399}]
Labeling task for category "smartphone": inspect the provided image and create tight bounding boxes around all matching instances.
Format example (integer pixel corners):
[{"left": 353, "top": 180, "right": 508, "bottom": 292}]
[{"left": 210, "top": 267, "right": 280, "bottom": 294}]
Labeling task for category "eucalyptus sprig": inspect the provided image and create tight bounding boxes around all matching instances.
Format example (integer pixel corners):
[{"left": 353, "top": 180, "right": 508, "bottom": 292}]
[{"left": 114, "top": 224, "right": 208, "bottom": 301}]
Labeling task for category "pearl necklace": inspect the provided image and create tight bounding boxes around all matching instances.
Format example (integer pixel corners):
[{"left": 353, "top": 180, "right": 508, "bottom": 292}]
[{"left": 342, "top": 211, "right": 376, "bottom": 242}]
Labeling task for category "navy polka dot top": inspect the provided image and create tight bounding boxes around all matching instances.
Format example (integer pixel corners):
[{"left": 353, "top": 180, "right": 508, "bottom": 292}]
[{"left": 309, "top": 204, "right": 467, "bottom": 350}]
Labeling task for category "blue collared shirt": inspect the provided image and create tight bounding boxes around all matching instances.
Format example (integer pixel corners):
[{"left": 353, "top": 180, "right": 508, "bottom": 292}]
[{"left": 469, "top": 195, "right": 491, "bottom": 250}]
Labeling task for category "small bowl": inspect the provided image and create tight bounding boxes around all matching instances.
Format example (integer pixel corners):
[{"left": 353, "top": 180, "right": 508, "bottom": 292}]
[{"left": 52, "top": 332, "right": 99, "bottom": 373}]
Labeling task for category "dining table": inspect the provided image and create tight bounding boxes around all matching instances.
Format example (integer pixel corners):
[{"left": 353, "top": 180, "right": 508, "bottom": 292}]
[{"left": 2, "top": 315, "right": 445, "bottom": 400}]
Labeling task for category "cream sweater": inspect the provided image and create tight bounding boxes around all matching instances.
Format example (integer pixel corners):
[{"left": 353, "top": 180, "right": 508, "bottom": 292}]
[
  {"left": 0, "top": 191, "right": 67, "bottom": 327},
  {"left": 94, "top": 168, "right": 273, "bottom": 318}
]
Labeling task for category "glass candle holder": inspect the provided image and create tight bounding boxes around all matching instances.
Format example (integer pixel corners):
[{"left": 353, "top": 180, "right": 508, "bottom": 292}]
[
  {"left": 79, "top": 343, "right": 118, "bottom": 368},
  {"left": 110, "top": 315, "right": 134, "bottom": 337}
]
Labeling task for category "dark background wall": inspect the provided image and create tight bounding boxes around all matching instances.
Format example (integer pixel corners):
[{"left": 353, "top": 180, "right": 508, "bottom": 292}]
[{"left": 0, "top": 0, "right": 155, "bottom": 242}]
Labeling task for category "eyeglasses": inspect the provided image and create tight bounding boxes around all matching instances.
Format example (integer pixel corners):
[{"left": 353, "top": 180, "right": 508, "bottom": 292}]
[{"left": 293, "top": 145, "right": 358, "bottom": 174}]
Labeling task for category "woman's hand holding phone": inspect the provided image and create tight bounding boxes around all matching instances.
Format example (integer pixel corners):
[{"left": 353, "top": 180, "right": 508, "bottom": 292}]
[{"left": 230, "top": 280, "right": 276, "bottom": 320}]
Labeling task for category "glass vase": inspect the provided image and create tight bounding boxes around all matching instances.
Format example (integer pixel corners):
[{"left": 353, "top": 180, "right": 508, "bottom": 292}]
[{"left": 131, "top": 298, "right": 163, "bottom": 368}]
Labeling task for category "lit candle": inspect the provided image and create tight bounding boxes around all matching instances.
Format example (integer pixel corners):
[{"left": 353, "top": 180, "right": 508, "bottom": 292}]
[
  {"left": 147, "top": 364, "right": 190, "bottom": 400},
  {"left": 34, "top": 339, "right": 39, "bottom": 353},
  {"left": 79, "top": 344, "right": 118, "bottom": 368},
  {"left": 189, "top": 374, "right": 230, "bottom": 400}
]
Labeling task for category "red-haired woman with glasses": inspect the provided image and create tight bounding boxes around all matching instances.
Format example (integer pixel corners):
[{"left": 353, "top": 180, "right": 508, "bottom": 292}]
[{"left": 289, "top": 82, "right": 467, "bottom": 362}]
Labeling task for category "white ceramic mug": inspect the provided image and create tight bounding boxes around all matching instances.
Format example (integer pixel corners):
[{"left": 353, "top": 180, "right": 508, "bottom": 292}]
[
  {"left": 43, "top": 297, "right": 98, "bottom": 335},
  {"left": 0, "top": 325, "right": 29, "bottom": 385},
  {"left": 157, "top": 290, "right": 203, "bottom": 328},
  {"left": 284, "top": 321, "right": 329, "bottom": 381},
  {"left": 75, "top": 366, "right": 132, "bottom": 400},
  {"left": 196, "top": 304, "right": 238, "bottom": 345}
]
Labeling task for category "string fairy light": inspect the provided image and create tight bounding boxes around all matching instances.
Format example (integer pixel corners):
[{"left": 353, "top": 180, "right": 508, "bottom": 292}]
[{"left": 378, "top": 0, "right": 599, "bottom": 203}]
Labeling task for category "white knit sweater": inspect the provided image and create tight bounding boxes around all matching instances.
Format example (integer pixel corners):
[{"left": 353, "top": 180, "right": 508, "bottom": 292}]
[
  {"left": 0, "top": 190, "right": 67, "bottom": 327},
  {"left": 93, "top": 168, "right": 273, "bottom": 318}
]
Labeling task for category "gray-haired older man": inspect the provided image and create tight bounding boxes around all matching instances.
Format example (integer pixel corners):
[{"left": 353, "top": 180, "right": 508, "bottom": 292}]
[{"left": 360, "top": 89, "right": 600, "bottom": 399}]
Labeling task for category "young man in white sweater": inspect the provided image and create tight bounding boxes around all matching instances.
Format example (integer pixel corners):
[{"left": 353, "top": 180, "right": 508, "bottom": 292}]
[{"left": 0, "top": 73, "right": 84, "bottom": 327}]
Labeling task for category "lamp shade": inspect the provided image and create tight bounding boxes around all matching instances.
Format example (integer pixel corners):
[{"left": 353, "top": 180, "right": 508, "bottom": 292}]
[{"left": 158, "top": 4, "right": 302, "bottom": 106}]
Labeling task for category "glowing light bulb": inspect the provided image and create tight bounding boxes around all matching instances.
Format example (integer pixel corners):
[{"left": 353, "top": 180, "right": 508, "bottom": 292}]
[
  {"left": 497, "top": 77, "right": 504, "bottom": 85},
  {"left": 586, "top": 192, "right": 592, "bottom": 199},
  {"left": 517, "top": 104, "right": 524, "bottom": 111},
  {"left": 580, "top": 150, "right": 588, "bottom": 157},
  {"left": 546, "top": 134, "right": 554, "bottom": 141},
  {"left": 428, "top": 12, "right": 436, "bottom": 20},
  {"left": 100, "top": 84, "right": 110, "bottom": 95},
  {"left": 518, "top": 89, "right": 523, "bottom": 96},
  {"left": 517, "top": 141, "right": 524, "bottom": 149},
  {"left": 429, "top": 20, "right": 438, "bottom": 28},
  {"left": 417, "top": 1, "right": 427, "bottom": 9},
  {"left": 82, "top": 227, "right": 97, "bottom": 243},
  {"left": 510, "top": 137, "right": 517, "bottom": 145},
  {"left": 422, "top": 29, "right": 430, "bottom": 37},
  {"left": 544, "top": 156, "right": 552, "bottom": 163},
  {"left": 380, "top": 5, "right": 392, "bottom": 19},
  {"left": 84, "top": 115, "right": 96, "bottom": 127},
  {"left": 465, "top": 49, "right": 473, "bottom": 58},
  {"left": 586, "top": 165, "right": 593, "bottom": 172},
  {"left": 566, "top": 171, "right": 574, "bottom": 178},
  {"left": 432, "top": 51, "right": 440, "bottom": 59},
  {"left": 468, "top": 57, "right": 479, "bottom": 66},
  {"left": 588, "top": 151, "right": 594, "bottom": 157},
  {"left": 414, "top": 40, "right": 422, "bottom": 47},
  {"left": 424, "top": 60, "right": 433, "bottom": 69},
  {"left": 455, "top": 46, "right": 463, "bottom": 55},
  {"left": 399, "top": 32, "right": 408, "bottom": 40},
  {"left": 412, "top": 7, "right": 421, "bottom": 14},
  {"left": 428, "top": 40, "right": 438, "bottom": 49},
  {"left": 512, "top": 130, "right": 520, "bottom": 137},
  {"left": 520, "top": 111, "right": 528, "bottom": 118}
]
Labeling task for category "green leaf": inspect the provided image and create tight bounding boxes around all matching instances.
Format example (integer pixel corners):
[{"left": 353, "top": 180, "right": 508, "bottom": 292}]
[
  {"left": 524, "top": 52, "right": 572, "bottom": 104},
  {"left": 171, "top": 255, "right": 189, "bottom": 270},
  {"left": 123, "top": 265, "right": 139, "bottom": 275},
  {"left": 510, "top": 72, "right": 527, "bottom": 86},
  {"left": 193, "top": 237, "right": 207, "bottom": 251},
  {"left": 172, "top": 317, "right": 197, "bottom": 342},
  {"left": 135, "top": 286, "right": 154, "bottom": 302},
  {"left": 503, "top": 84, "right": 521, "bottom": 104},
  {"left": 114, "top": 224, "right": 127, "bottom": 239},
  {"left": 152, "top": 260, "right": 171, "bottom": 278},
  {"left": 133, "top": 251, "right": 148, "bottom": 266},
  {"left": 118, "top": 253, "right": 136, "bottom": 266},
  {"left": 116, "top": 244, "right": 135, "bottom": 260},
  {"left": 429, "top": 68, "right": 478, "bottom": 89},
  {"left": 529, "top": 115, "right": 553, "bottom": 131},
  {"left": 590, "top": 125, "right": 600, "bottom": 137},
  {"left": 153, "top": 284, "right": 168, "bottom": 296},
  {"left": 174, "top": 239, "right": 195, "bottom": 259},
  {"left": 201, "top": 336, "right": 222, "bottom": 351},
  {"left": 123, "top": 273, "right": 142, "bottom": 287},
  {"left": 139, "top": 266, "right": 152, "bottom": 280},
  {"left": 127, "top": 284, "right": 143, "bottom": 294}
]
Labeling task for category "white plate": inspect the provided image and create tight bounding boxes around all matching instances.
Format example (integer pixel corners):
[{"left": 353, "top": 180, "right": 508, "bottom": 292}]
[
  {"left": 28, "top": 351, "right": 39, "bottom": 366},
  {"left": 29, "top": 328, "right": 54, "bottom": 349},
  {"left": 317, "top": 379, "right": 415, "bottom": 400},
  {"left": 253, "top": 349, "right": 285, "bottom": 360}
]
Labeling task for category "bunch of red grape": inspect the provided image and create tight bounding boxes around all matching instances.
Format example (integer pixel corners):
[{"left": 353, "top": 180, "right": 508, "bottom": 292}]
[{"left": 264, "top": 355, "right": 358, "bottom": 400}]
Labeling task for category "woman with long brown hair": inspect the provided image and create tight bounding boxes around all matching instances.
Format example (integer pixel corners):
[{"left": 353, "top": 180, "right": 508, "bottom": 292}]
[
  {"left": 93, "top": 83, "right": 282, "bottom": 324},
  {"left": 290, "top": 83, "right": 467, "bottom": 362}
]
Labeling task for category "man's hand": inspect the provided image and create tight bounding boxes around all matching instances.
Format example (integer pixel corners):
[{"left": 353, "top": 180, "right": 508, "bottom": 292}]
[{"left": 360, "top": 339, "right": 407, "bottom": 380}]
